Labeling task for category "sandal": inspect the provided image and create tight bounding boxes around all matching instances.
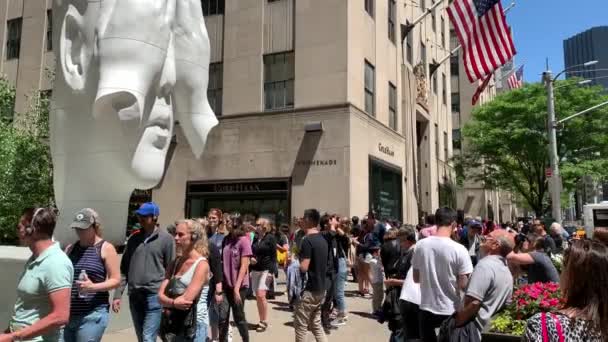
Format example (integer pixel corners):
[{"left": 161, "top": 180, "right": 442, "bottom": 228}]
[{"left": 256, "top": 321, "right": 268, "bottom": 332}]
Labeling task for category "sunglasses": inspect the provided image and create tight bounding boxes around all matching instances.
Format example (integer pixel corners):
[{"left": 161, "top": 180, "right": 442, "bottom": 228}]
[{"left": 479, "top": 235, "right": 496, "bottom": 243}]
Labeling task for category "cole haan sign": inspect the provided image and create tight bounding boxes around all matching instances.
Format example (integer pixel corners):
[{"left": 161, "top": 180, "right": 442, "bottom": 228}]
[{"left": 378, "top": 143, "right": 395, "bottom": 157}]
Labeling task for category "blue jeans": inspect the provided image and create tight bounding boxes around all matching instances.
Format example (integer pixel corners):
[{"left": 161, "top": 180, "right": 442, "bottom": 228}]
[
  {"left": 194, "top": 286, "right": 209, "bottom": 342},
  {"left": 334, "top": 257, "right": 348, "bottom": 313},
  {"left": 193, "top": 321, "right": 208, "bottom": 342},
  {"left": 129, "top": 291, "right": 162, "bottom": 342},
  {"left": 60, "top": 306, "right": 109, "bottom": 342}
]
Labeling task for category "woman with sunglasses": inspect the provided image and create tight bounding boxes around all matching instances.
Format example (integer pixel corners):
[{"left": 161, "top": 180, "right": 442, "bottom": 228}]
[
  {"left": 60, "top": 208, "right": 120, "bottom": 342},
  {"left": 1, "top": 208, "right": 73, "bottom": 342},
  {"left": 250, "top": 218, "right": 277, "bottom": 333},
  {"left": 158, "top": 220, "right": 210, "bottom": 342}
]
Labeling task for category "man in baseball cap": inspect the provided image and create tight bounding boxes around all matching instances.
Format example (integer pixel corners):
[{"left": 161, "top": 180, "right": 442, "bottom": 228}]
[
  {"left": 134, "top": 202, "right": 160, "bottom": 217},
  {"left": 113, "top": 201, "right": 174, "bottom": 341},
  {"left": 461, "top": 220, "right": 483, "bottom": 266}
]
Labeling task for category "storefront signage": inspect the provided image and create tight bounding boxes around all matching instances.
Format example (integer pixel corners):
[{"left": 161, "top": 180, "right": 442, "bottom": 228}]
[
  {"left": 296, "top": 159, "right": 338, "bottom": 166},
  {"left": 187, "top": 180, "right": 289, "bottom": 194},
  {"left": 378, "top": 143, "right": 395, "bottom": 157},
  {"left": 214, "top": 183, "right": 261, "bottom": 193}
]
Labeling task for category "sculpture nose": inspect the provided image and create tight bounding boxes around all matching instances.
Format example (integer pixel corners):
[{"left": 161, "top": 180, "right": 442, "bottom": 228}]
[
  {"left": 93, "top": 37, "right": 168, "bottom": 122},
  {"left": 94, "top": 89, "right": 142, "bottom": 122}
]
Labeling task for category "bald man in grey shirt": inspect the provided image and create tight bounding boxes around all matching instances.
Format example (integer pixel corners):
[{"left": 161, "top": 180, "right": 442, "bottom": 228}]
[{"left": 454, "top": 230, "right": 515, "bottom": 339}]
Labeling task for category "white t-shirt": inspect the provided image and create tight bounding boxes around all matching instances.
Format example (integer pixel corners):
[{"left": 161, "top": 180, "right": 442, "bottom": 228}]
[
  {"left": 368, "top": 257, "right": 384, "bottom": 284},
  {"left": 400, "top": 267, "right": 421, "bottom": 305},
  {"left": 411, "top": 235, "right": 473, "bottom": 315}
]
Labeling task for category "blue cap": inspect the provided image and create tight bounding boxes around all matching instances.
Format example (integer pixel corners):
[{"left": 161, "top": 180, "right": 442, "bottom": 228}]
[
  {"left": 135, "top": 202, "right": 160, "bottom": 217},
  {"left": 468, "top": 220, "right": 482, "bottom": 229}
]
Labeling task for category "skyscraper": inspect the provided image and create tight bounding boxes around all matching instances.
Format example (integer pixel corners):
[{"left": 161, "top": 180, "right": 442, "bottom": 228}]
[{"left": 564, "top": 26, "right": 608, "bottom": 89}]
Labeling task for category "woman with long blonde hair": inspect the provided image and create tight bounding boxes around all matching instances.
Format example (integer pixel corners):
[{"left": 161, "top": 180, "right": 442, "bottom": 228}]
[{"left": 158, "top": 220, "right": 210, "bottom": 342}]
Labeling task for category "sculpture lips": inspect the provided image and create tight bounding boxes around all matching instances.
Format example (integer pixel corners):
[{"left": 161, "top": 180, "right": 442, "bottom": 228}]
[{"left": 146, "top": 125, "right": 170, "bottom": 150}]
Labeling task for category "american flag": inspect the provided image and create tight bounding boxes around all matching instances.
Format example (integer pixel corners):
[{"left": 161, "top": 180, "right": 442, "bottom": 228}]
[
  {"left": 507, "top": 65, "right": 524, "bottom": 89},
  {"left": 448, "top": 0, "right": 516, "bottom": 83},
  {"left": 472, "top": 74, "right": 492, "bottom": 105}
]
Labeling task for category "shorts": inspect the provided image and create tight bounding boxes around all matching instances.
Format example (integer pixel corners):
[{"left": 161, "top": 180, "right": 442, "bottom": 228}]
[{"left": 251, "top": 270, "right": 270, "bottom": 292}]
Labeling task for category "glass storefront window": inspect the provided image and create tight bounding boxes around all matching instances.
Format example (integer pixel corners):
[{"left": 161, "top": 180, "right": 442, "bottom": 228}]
[
  {"left": 186, "top": 180, "right": 290, "bottom": 226},
  {"left": 369, "top": 158, "right": 403, "bottom": 221}
]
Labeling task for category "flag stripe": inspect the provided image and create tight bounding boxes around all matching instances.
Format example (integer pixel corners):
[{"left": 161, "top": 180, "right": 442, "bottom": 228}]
[
  {"left": 479, "top": 14, "right": 500, "bottom": 69},
  {"left": 483, "top": 12, "right": 506, "bottom": 65},
  {"left": 497, "top": 3, "right": 516, "bottom": 56},
  {"left": 449, "top": 1, "right": 477, "bottom": 82},
  {"left": 448, "top": 0, "right": 517, "bottom": 83},
  {"left": 465, "top": 2, "right": 491, "bottom": 79},
  {"left": 489, "top": 8, "right": 509, "bottom": 63}
]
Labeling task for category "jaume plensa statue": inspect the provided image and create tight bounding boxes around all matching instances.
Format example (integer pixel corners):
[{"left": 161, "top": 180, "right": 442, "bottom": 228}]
[{"left": 51, "top": 0, "right": 218, "bottom": 244}]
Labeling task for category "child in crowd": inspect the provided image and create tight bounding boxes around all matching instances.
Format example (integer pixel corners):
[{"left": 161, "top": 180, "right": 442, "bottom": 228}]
[{"left": 368, "top": 246, "right": 384, "bottom": 316}]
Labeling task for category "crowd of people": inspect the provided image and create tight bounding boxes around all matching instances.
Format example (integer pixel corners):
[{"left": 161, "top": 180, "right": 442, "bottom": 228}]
[{"left": 2, "top": 203, "right": 608, "bottom": 342}]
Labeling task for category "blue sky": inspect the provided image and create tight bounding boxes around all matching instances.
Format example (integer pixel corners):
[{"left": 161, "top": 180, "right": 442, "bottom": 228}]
[{"left": 503, "top": 0, "right": 607, "bottom": 82}]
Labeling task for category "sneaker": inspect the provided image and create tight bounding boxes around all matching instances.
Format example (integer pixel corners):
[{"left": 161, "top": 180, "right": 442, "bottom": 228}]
[
  {"left": 331, "top": 318, "right": 347, "bottom": 327},
  {"left": 256, "top": 321, "right": 268, "bottom": 332},
  {"left": 337, "top": 313, "right": 349, "bottom": 321}
]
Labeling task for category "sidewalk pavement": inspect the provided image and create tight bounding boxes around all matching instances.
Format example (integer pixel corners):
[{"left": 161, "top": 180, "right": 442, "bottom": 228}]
[{"left": 102, "top": 280, "right": 391, "bottom": 342}]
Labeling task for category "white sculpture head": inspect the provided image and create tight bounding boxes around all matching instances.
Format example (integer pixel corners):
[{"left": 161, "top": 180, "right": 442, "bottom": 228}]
[{"left": 51, "top": 0, "right": 218, "bottom": 244}]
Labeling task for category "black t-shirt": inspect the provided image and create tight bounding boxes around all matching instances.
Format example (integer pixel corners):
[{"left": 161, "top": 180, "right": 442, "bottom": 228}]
[
  {"left": 208, "top": 241, "right": 223, "bottom": 286},
  {"left": 381, "top": 239, "right": 402, "bottom": 278},
  {"left": 300, "top": 233, "right": 329, "bottom": 292},
  {"left": 336, "top": 234, "right": 350, "bottom": 259},
  {"left": 321, "top": 231, "right": 339, "bottom": 279},
  {"left": 543, "top": 235, "right": 557, "bottom": 254},
  {"left": 251, "top": 233, "right": 277, "bottom": 272},
  {"left": 276, "top": 233, "right": 288, "bottom": 247}
]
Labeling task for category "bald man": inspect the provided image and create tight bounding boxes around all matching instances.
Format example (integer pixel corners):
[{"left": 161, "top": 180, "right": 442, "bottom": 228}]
[{"left": 453, "top": 230, "right": 515, "bottom": 339}]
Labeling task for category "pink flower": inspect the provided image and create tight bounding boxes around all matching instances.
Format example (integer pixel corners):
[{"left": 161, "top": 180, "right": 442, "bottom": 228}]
[
  {"left": 540, "top": 300, "right": 550, "bottom": 307},
  {"left": 548, "top": 298, "right": 559, "bottom": 307},
  {"left": 528, "top": 290, "right": 540, "bottom": 300}
]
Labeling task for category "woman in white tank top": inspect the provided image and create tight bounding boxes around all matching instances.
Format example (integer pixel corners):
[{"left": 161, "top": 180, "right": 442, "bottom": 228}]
[{"left": 158, "top": 220, "right": 210, "bottom": 342}]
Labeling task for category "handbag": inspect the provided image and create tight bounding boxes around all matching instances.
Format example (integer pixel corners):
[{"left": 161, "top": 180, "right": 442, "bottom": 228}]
[
  {"left": 541, "top": 312, "right": 565, "bottom": 342},
  {"left": 346, "top": 243, "right": 357, "bottom": 268},
  {"left": 160, "top": 261, "right": 199, "bottom": 342},
  {"left": 277, "top": 249, "right": 288, "bottom": 267}
]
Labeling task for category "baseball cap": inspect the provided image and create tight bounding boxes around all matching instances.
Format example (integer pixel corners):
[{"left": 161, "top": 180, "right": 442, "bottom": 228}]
[
  {"left": 469, "top": 220, "right": 483, "bottom": 229},
  {"left": 135, "top": 202, "right": 160, "bottom": 217},
  {"left": 71, "top": 208, "right": 99, "bottom": 229}
]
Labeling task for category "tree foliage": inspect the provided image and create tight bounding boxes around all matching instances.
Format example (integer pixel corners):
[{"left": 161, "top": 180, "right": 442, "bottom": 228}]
[
  {"left": 0, "top": 78, "right": 53, "bottom": 244},
  {"left": 456, "top": 79, "right": 608, "bottom": 217}
]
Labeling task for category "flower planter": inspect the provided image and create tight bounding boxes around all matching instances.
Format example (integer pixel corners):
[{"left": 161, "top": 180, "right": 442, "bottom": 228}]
[{"left": 481, "top": 332, "right": 522, "bottom": 342}]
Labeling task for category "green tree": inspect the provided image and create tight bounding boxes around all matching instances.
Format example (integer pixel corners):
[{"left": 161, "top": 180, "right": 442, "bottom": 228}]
[
  {"left": 457, "top": 80, "right": 608, "bottom": 217},
  {"left": 0, "top": 78, "right": 53, "bottom": 244}
]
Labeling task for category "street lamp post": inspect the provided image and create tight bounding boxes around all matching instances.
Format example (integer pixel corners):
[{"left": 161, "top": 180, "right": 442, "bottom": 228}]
[
  {"left": 543, "top": 70, "right": 561, "bottom": 223},
  {"left": 543, "top": 60, "right": 598, "bottom": 223}
]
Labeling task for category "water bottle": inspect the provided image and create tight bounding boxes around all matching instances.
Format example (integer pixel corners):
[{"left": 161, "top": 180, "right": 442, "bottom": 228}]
[{"left": 78, "top": 270, "right": 88, "bottom": 298}]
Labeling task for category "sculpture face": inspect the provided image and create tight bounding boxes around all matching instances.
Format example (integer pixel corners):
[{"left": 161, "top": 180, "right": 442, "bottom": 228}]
[{"left": 51, "top": 0, "right": 218, "bottom": 244}]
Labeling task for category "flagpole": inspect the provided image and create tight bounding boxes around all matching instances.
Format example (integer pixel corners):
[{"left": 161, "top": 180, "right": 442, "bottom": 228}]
[
  {"left": 498, "top": 63, "right": 524, "bottom": 82},
  {"left": 401, "top": 0, "right": 449, "bottom": 40},
  {"left": 430, "top": 1, "right": 517, "bottom": 75}
]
